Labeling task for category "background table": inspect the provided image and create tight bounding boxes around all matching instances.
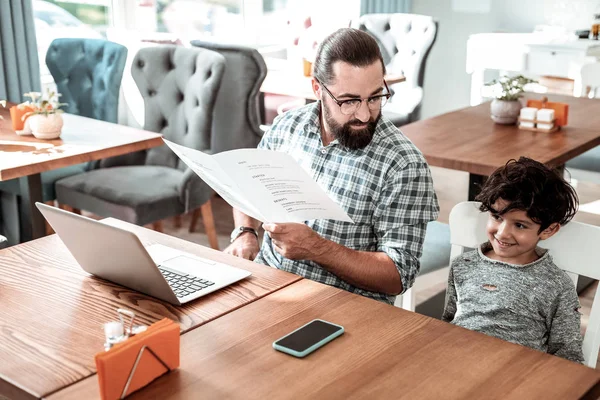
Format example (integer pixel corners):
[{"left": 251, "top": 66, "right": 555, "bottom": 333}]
[
  {"left": 401, "top": 94, "right": 600, "bottom": 200},
  {"left": 0, "top": 220, "right": 301, "bottom": 400},
  {"left": 0, "top": 108, "right": 163, "bottom": 241},
  {"left": 51, "top": 279, "right": 600, "bottom": 400}
]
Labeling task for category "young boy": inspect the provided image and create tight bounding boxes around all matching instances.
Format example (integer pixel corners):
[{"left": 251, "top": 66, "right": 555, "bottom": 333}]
[{"left": 442, "top": 157, "right": 583, "bottom": 363}]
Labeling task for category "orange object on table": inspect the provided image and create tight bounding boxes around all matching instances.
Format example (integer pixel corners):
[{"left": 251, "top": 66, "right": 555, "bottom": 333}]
[
  {"left": 9, "top": 105, "right": 34, "bottom": 131},
  {"left": 526, "top": 97, "right": 569, "bottom": 127},
  {"left": 303, "top": 58, "right": 313, "bottom": 77},
  {"left": 95, "top": 318, "right": 180, "bottom": 400}
]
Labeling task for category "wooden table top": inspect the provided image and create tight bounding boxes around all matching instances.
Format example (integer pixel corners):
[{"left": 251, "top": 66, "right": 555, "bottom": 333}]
[
  {"left": 0, "top": 219, "right": 301, "bottom": 400},
  {"left": 0, "top": 108, "right": 163, "bottom": 181},
  {"left": 401, "top": 94, "right": 600, "bottom": 176},
  {"left": 51, "top": 279, "right": 600, "bottom": 400},
  {"left": 261, "top": 58, "right": 405, "bottom": 100}
]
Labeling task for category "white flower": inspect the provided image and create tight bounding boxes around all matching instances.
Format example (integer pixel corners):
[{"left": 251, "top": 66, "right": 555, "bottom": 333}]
[{"left": 23, "top": 92, "right": 42, "bottom": 102}]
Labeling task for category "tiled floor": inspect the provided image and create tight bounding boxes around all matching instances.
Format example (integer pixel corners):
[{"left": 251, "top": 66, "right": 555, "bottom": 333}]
[{"left": 162, "top": 165, "right": 600, "bottom": 367}]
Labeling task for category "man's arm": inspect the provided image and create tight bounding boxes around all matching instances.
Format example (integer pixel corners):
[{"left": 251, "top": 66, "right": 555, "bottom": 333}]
[
  {"left": 223, "top": 208, "right": 262, "bottom": 260},
  {"left": 263, "top": 222, "right": 402, "bottom": 295}
]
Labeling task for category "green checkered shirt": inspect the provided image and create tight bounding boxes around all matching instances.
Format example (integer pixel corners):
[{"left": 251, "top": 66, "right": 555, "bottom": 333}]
[{"left": 255, "top": 102, "right": 439, "bottom": 304}]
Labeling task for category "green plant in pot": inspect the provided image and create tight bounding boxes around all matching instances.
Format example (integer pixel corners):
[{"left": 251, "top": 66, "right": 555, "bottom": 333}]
[{"left": 485, "top": 75, "right": 537, "bottom": 124}]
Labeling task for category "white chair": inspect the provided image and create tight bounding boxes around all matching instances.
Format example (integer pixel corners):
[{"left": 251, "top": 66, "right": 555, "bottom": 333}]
[
  {"left": 446, "top": 201, "right": 600, "bottom": 368},
  {"left": 573, "top": 60, "right": 600, "bottom": 99}
]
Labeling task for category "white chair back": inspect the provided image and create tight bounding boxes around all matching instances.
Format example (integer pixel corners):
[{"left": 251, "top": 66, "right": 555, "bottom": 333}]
[
  {"left": 449, "top": 201, "right": 600, "bottom": 368},
  {"left": 573, "top": 59, "right": 600, "bottom": 98}
]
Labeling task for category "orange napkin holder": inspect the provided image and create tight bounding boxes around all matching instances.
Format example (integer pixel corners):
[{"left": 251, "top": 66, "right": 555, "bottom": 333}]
[
  {"left": 526, "top": 97, "right": 569, "bottom": 127},
  {"left": 9, "top": 105, "right": 34, "bottom": 131},
  {"left": 95, "top": 318, "right": 180, "bottom": 400}
]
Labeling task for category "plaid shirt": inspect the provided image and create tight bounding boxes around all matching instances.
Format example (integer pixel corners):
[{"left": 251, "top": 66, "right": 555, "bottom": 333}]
[{"left": 255, "top": 102, "right": 439, "bottom": 304}]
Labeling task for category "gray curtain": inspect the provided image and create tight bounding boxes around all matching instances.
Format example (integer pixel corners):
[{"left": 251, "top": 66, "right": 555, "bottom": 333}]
[
  {"left": 361, "top": 0, "right": 412, "bottom": 14},
  {"left": 0, "top": 0, "right": 41, "bottom": 103}
]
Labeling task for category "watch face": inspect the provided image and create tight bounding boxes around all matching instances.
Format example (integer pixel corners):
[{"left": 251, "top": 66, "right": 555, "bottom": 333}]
[
  {"left": 230, "top": 227, "right": 242, "bottom": 242},
  {"left": 230, "top": 227, "right": 256, "bottom": 243}
]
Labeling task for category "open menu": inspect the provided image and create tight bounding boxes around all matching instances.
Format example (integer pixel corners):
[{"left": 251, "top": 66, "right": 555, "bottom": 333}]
[{"left": 164, "top": 139, "right": 353, "bottom": 223}]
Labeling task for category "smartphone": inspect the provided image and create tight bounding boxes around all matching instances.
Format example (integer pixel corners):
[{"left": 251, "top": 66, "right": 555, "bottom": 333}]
[{"left": 272, "top": 319, "right": 344, "bottom": 358}]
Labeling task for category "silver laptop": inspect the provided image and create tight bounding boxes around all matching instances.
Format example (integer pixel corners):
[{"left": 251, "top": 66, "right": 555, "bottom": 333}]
[{"left": 36, "top": 202, "right": 251, "bottom": 305}]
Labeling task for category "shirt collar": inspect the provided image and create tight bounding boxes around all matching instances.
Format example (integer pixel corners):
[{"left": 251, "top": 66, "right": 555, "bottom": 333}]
[{"left": 478, "top": 242, "right": 550, "bottom": 268}]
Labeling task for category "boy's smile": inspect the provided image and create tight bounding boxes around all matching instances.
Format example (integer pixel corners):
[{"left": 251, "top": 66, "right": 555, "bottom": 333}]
[{"left": 485, "top": 199, "right": 559, "bottom": 265}]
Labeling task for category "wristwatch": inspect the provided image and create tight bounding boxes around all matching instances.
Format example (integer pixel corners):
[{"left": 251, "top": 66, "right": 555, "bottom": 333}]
[{"left": 230, "top": 226, "right": 259, "bottom": 243}]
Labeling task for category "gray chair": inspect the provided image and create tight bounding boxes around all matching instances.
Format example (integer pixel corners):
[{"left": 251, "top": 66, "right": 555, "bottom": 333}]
[
  {"left": 354, "top": 13, "right": 438, "bottom": 126},
  {"left": 566, "top": 148, "right": 600, "bottom": 178},
  {"left": 55, "top": 45, "right": 226, "bottom": 249},
  {"left": 189, "top": 40, "right": 267, "bottom": 232}
]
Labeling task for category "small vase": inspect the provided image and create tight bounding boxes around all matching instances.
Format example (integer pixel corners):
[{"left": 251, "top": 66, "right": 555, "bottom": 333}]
[
  {"left": 28, "top": 113, "right": 63, "bottom": 140},
  {"left": 490, "top": 99, "right": 523, "bottom": 124}
]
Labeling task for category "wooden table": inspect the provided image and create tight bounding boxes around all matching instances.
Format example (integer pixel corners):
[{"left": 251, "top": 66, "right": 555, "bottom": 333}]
[
  {"left": 51, "top": 279, "right": 600, "bottom": 400},
  {"left": 0, "top": 220, "right": 301, "bottom": 400},
  {"left": 0, "top": 107, "right": 163, "bottom": 241},
  {"left": 261, "top": 58, "right": 405, "bottom": 101},
  {"left": 401, "top": 94, "right": 600, "bottom": 200}
]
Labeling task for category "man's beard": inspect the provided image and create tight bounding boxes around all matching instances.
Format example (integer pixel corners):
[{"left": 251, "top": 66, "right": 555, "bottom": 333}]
[{"left": 323, "top": 102, "right": 380, "bottom": 150}]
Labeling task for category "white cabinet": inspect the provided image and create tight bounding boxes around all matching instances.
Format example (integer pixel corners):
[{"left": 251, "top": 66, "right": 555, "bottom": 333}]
[{"left": 527, "top": 49, "right": 580, "bottom": 77}]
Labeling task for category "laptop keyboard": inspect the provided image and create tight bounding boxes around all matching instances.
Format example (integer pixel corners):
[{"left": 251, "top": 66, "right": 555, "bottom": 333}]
[{"left": 158, "top": 265, "right": 215, "bottom": 298}]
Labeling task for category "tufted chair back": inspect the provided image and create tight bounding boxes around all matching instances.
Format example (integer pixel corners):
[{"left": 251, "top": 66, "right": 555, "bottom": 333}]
[
  {"left": 46, "top": 38, "right": 127, "bottom": 123},
  {"left": 190, "top": 40, "right": 267, "bottom": 153},
  {"left": 354, "top": 14, "right": 438, "bottom": 123},
  {"left": 131, "top": 45, "right": 225, "bottom": 170}
]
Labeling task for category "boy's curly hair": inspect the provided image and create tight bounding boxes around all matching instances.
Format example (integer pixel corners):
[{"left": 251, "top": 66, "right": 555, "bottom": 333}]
[{"left": 475, "top": 157, "right": 578, "bottom": 232}]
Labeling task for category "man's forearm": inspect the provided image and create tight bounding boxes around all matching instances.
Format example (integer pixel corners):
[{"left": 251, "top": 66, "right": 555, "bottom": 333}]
[
  {"left": 312, "top": 238, "right": 403, "bottom": 295},
  {"left": 232, "top": 208, "right": 261, "bottom": 231}
]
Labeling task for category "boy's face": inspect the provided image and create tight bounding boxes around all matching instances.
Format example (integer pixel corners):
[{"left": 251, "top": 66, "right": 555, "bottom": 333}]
[{"left": 486, "top": 199, "right": 559, "bottom": 265}]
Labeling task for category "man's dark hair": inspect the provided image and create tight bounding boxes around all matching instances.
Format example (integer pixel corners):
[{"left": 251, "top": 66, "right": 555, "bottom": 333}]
[
  {"left": 313, "top": 28, "right": 385, "bottom": 85},
  {"left": 475, "top": 157, "right": 578, "bottom": 232}
]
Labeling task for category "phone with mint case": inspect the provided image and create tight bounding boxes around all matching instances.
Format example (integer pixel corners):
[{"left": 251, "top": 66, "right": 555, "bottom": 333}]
[{"left": 273, "top": 319, "right": 344, "bottom": 358}]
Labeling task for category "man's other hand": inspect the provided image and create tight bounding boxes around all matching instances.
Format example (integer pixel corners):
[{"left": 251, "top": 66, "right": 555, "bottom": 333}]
[
  {"left": 262, "top": 222, "right": 327, "bottom": 260},
  {"left": 224, "top": 233, "right": 260, "bottom": 260}
]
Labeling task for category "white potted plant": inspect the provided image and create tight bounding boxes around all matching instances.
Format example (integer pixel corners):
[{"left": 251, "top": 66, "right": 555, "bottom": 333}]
[
  {"left": 19, "top": 90, "right": 67, "bottom": 139},
  {"left": 485, "top": 75, "right": 536, "bottom": 124}
]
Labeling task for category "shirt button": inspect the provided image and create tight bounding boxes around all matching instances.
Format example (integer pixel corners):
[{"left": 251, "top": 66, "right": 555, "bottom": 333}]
[{"left": 321, "top": 149, "right": 326, "bottom": 154}]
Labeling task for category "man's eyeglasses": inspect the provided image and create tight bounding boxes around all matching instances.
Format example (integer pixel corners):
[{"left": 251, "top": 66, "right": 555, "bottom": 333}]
[{"left": 318, "top": 80, "right": 391, "bottom": 115}]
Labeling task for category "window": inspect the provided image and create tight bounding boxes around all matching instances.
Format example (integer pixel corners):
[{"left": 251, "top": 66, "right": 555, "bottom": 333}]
[{"left": 33, "top": 0, "right": 111, "bottom": 91}]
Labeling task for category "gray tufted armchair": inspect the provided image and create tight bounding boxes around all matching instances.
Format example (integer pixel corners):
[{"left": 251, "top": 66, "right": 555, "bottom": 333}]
[
  {"left": 188, "top": 40, "right": 267, "bottom": 232},
  {"left": 55, "top": 45, "right": 226, "bottom": 248},
  {"left": 354, "top": 13, "right": 438, "bottom": 126},
  {"left": 47, "top": 38, "right": 127, "bottom": 123},
  {"left": 190, "top": 40, "right": 267, "bottom": 154}
]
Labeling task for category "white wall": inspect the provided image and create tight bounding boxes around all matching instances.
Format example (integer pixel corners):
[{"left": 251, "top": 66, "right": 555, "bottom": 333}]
[{"left": 413, "top": 0, "right": 600, "bottom": 119}]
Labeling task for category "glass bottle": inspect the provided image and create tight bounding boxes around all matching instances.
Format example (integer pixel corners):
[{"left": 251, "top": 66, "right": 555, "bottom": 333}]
[{"left": 591, "top": 14, "right": 600, "bottom": 40}]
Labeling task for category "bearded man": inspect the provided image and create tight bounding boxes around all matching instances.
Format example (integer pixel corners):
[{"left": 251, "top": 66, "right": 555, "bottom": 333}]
[{"left": 224, "top": 28, "right": 439, "bottom": 304}]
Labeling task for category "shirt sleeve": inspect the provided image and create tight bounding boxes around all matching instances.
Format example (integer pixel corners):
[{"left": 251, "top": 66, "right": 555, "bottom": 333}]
[
  {"left": 373, "top": 161, "right": 439, "bottom": 294},
  {"left": 547, "top": 281, "right": 584, "bottom": 363},
  {"left": 442, "top": 262, "right": 458, "bottom": 322}
]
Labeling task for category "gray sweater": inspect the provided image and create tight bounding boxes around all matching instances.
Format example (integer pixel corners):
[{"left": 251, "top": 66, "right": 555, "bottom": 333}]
[{"left": 442, "top": 243, "right": 584, "bottom": 363}]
